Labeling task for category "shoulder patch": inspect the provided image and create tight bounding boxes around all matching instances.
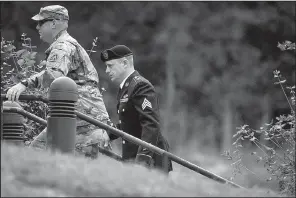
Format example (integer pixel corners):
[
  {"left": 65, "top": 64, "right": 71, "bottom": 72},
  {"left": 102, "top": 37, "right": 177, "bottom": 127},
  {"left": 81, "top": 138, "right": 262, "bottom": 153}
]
[
  {"left": 48, "top": 53, "right": 58, "bottom": 62},
  {"left": 53, "top": 41, "right": 75, "bottom": 54},
  {"left": 142, "top": 98, "right": 152, "bottom": 110},
  {"left": 132, "top": 76, "right": 145, "bottom": 84}
]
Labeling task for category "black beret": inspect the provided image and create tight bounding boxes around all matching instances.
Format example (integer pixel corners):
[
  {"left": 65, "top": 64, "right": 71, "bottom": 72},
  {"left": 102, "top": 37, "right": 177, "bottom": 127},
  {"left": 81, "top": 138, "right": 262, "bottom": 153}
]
[{"left": 101, "top": 45, "right": 133, "bottom": 62}]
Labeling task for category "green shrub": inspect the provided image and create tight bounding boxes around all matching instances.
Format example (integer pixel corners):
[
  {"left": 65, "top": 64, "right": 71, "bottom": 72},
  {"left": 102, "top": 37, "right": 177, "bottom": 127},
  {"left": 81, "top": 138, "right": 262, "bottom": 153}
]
[
  {"left": 1, "top": 34, "right": 48, "bottom": 142},
  {"left": 222, "top": 41, "right": 295, "bottom": 196}
]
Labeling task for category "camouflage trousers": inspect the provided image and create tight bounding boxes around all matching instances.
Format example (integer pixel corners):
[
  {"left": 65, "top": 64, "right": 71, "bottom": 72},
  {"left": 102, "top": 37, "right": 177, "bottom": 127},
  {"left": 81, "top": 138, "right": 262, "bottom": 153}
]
[
  {"left": 29, "top": 124, "right": 111, "bottom": 159},
  {"left": 30, "top": 83, "right": 112, "bottom": 158}
]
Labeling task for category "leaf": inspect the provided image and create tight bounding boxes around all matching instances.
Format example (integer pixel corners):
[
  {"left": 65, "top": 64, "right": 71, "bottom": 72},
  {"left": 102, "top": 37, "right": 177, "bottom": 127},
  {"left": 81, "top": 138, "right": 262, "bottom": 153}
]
[
  {"left": 256, "top": 156, "right": 263, "bottom": 163},
  {"left": 274, "top": 80, "right": 286, "bottom": 85},
  {"left": 250, "top": 137, "right": 256, "bottom": 142},
  {"left": 26, "top": 60, "right": 36, "bottom": 67},
  {"left": 2, "top": 62, "right": 11, "bottom": 66},
  {"left": 29, "top": 52, "right": 37, "bottom": 59},
  {"left": 279, "top": 80, "right": 286, "bottom": 84},
  {"left": 15, "top": 49, "right": 27, "bottom": 57},
  {"left": 266, "top": 177, "right": 272, "bottom": 182},
  {"left": 255, "top": 129, "right": 262, "bottom": 134},
  {"left": 262, "top": 144, "right": 273, "bottom": 151},
  {"left": 5, "top": 44, "right": 16, "bottom": 52},
  {"left": 233, "top": 131, "right": 240, "bottom": 138},
  {"left": 284, "top": 40, "right": 292, "bottom": 44},
  {"left": 20, "top": 50, "right": 30, "bottom": 58},
  {"left": 17, "top": 59, "right": 24, "bottom": 66}
]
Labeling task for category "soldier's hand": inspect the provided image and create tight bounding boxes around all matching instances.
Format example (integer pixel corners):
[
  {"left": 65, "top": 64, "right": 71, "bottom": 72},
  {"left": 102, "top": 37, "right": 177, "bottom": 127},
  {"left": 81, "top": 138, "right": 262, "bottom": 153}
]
[
  {"left": 89, "top": 129, "right": 111, "bottom": 148},
  {"left": 135, "top": 154, "right": 152, "bottom": 168},
  {"left": 6, "top": 83, "right": 27, "bottom": 102}
]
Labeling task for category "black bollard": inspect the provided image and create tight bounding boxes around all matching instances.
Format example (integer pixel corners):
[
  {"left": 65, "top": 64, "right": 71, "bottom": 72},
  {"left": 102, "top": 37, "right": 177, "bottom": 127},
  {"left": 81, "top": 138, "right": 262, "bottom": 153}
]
[
  {"left": 46, "top": 77, "right": 78, "bottom": 154},
  {"left": 1, "top": 101, "right": 25, "bottom": 145}
]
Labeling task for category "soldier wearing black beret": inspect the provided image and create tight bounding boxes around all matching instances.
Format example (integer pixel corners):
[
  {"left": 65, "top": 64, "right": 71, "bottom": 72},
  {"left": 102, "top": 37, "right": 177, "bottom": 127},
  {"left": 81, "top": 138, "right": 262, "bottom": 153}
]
[{"left": 101, "top": 45, "right": 173, "bottom": 173}]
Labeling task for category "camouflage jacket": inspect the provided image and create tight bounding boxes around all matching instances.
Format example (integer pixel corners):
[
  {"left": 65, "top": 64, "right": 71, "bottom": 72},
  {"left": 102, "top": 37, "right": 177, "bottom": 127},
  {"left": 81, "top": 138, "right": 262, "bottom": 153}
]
[{"left": 27, "top": 30, "right": 110, "bottom": 125}]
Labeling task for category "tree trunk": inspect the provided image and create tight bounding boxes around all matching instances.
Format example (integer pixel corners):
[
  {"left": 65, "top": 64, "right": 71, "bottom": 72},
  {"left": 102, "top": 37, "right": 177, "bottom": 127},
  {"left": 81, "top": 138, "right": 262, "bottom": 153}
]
[
  {"left": 178, "top": 108, "right": 187, "bottom": 146},
  {"left": 162, "top": 14, "right": 179, "bottom": 138},
  {"left": 12, "top": 3, "right": 21, "bottom": 47},
  {"left": 222, "top": 98, "right": 234, "bottom": 152}
]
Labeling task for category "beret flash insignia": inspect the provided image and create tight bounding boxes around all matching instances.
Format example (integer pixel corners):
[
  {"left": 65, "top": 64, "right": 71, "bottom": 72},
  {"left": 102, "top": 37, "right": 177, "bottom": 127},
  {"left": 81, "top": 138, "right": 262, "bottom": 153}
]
[{"left": 102, "top": 50, "right": 108, "bottom": 60}]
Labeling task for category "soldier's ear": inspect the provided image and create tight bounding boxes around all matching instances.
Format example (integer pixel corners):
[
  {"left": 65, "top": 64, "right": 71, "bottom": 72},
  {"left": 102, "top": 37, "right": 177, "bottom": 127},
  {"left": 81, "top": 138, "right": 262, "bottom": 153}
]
[{"left": 122, "top": 58, "right": 129, "bottom": 68}]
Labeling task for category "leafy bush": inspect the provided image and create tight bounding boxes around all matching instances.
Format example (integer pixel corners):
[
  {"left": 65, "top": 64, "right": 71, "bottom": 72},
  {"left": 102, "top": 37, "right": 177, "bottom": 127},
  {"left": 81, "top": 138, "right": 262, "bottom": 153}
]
[
  {"left": 1, "top": 34, "right": 48, "bottom": 142},
  {"left": 222, "top": 41, "right": 295, "bottom": 196}
]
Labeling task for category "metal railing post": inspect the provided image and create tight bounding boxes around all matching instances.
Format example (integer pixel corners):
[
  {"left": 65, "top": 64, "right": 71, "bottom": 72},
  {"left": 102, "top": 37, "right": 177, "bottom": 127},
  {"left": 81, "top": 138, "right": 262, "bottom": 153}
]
[
  {"left": 162, "top": 153, "right": 169, "bottom": 173},
  {"left": 1, "top": 101, "right": 25, "bottom": 145},
  {"left": 46, "top": 77, "right": 78, "bottom": 154}
]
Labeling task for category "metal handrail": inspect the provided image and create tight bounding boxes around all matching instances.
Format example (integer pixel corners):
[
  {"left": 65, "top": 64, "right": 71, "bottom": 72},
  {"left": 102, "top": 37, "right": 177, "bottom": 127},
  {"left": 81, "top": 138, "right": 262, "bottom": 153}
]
[
  {"left": 3, "top": 106, "right": 47, "bottom": 125},
  {"left": 1, "top": 94, "right": 245, "bottom": 189},
  {"left": 2, "top": 107, "right": 122, "bottom": 162},
  {"left": 1, "top": 94, "right": 49, "bottom": 103}
]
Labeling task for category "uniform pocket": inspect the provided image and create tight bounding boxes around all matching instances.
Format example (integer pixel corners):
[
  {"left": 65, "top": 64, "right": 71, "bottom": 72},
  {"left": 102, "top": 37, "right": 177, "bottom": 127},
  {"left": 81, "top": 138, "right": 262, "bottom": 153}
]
[{"left": 118, "top": 102, "right": 128, "bottom": 114}]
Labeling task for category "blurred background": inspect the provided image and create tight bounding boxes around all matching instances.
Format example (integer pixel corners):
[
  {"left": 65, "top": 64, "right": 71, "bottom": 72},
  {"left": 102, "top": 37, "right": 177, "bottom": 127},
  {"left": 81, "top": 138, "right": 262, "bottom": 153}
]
[{"left": 1, "top": 1, "right": 295, "bottom": 189}]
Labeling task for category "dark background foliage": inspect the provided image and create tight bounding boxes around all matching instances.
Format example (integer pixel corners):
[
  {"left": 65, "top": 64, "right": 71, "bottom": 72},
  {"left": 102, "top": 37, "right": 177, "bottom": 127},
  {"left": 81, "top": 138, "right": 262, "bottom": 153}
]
[{"left": 1, "top": 1, "right": 295, "bottom": 151}]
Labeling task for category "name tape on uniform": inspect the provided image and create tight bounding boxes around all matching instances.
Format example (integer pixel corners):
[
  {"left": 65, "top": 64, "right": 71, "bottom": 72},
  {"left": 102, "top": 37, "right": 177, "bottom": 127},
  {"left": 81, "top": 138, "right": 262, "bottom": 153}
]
[{"left": 142, "top": 98, "right": 152, "bottom": 110}]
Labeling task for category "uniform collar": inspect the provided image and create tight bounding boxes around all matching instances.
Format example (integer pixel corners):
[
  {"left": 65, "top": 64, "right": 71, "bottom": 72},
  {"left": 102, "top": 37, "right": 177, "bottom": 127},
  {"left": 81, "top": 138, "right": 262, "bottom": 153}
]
[
  {"left": 117, "top": 70, "right": 139, "bottom": 100},
  {"left": 45, "top": 30, "right": 68, "bottom": 54},
  {"left": 120, "top": 70, "right": 135, "bottom": 89},
  {"left": 53, "top": 29, "right": 68, "bottom": 42}
]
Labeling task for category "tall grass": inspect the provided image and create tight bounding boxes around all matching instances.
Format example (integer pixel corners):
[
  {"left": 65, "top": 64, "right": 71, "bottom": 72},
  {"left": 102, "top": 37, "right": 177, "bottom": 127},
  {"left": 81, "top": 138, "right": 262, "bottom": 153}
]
[{"left": 1, "top": 142, "right": 280, "bottom": 197}]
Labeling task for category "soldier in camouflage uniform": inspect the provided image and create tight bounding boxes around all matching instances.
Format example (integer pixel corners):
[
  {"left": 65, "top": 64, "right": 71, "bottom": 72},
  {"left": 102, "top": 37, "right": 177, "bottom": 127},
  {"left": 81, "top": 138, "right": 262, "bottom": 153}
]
[{"left": 6, "top": 5, "right": 111, "bottom": 158}]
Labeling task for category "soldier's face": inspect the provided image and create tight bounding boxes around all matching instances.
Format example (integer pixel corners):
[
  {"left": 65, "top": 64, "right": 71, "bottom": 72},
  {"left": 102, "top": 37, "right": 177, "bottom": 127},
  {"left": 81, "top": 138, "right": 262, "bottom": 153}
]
[
  {"left": 36, "top": 19, "right": 54, "bottom": 43},
  {"left": 105, "top": 59, "right": 126, "bottom": 83}
]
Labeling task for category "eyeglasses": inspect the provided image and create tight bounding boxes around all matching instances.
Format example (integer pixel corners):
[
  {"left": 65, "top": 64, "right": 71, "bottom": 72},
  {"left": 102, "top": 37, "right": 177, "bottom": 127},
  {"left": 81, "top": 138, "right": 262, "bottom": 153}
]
[{"left": 37, "top": 19, "right": 54, "bottom": 27}]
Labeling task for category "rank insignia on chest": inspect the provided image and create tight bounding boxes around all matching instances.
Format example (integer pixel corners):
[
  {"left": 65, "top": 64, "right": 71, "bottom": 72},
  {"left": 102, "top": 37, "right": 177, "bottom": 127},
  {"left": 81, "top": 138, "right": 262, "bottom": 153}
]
[
  {"left": 142, "top": 98, "right": 152, "bottom": 110},
  {"left": 120, "top": 98, "right": 129, "bottom": 102},
  {"left": 120, "top": 94, "right": 129, "bottom": 102}
]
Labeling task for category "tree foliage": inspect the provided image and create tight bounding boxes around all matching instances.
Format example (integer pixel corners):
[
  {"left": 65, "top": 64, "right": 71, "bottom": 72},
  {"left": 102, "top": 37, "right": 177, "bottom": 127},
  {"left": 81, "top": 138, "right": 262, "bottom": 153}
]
[{"left": 1, "top": 1, "right": 295, "bottom": 149}]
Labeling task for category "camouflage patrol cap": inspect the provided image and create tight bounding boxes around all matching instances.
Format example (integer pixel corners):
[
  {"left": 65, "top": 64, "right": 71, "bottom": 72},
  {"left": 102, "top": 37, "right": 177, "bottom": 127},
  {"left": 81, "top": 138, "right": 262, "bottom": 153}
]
[
  {"left": 32, "top": 5, "right": 69, "bottom": 21},
  {"left": 101, "top": 45, "right": 133, "bottom": 62}
]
